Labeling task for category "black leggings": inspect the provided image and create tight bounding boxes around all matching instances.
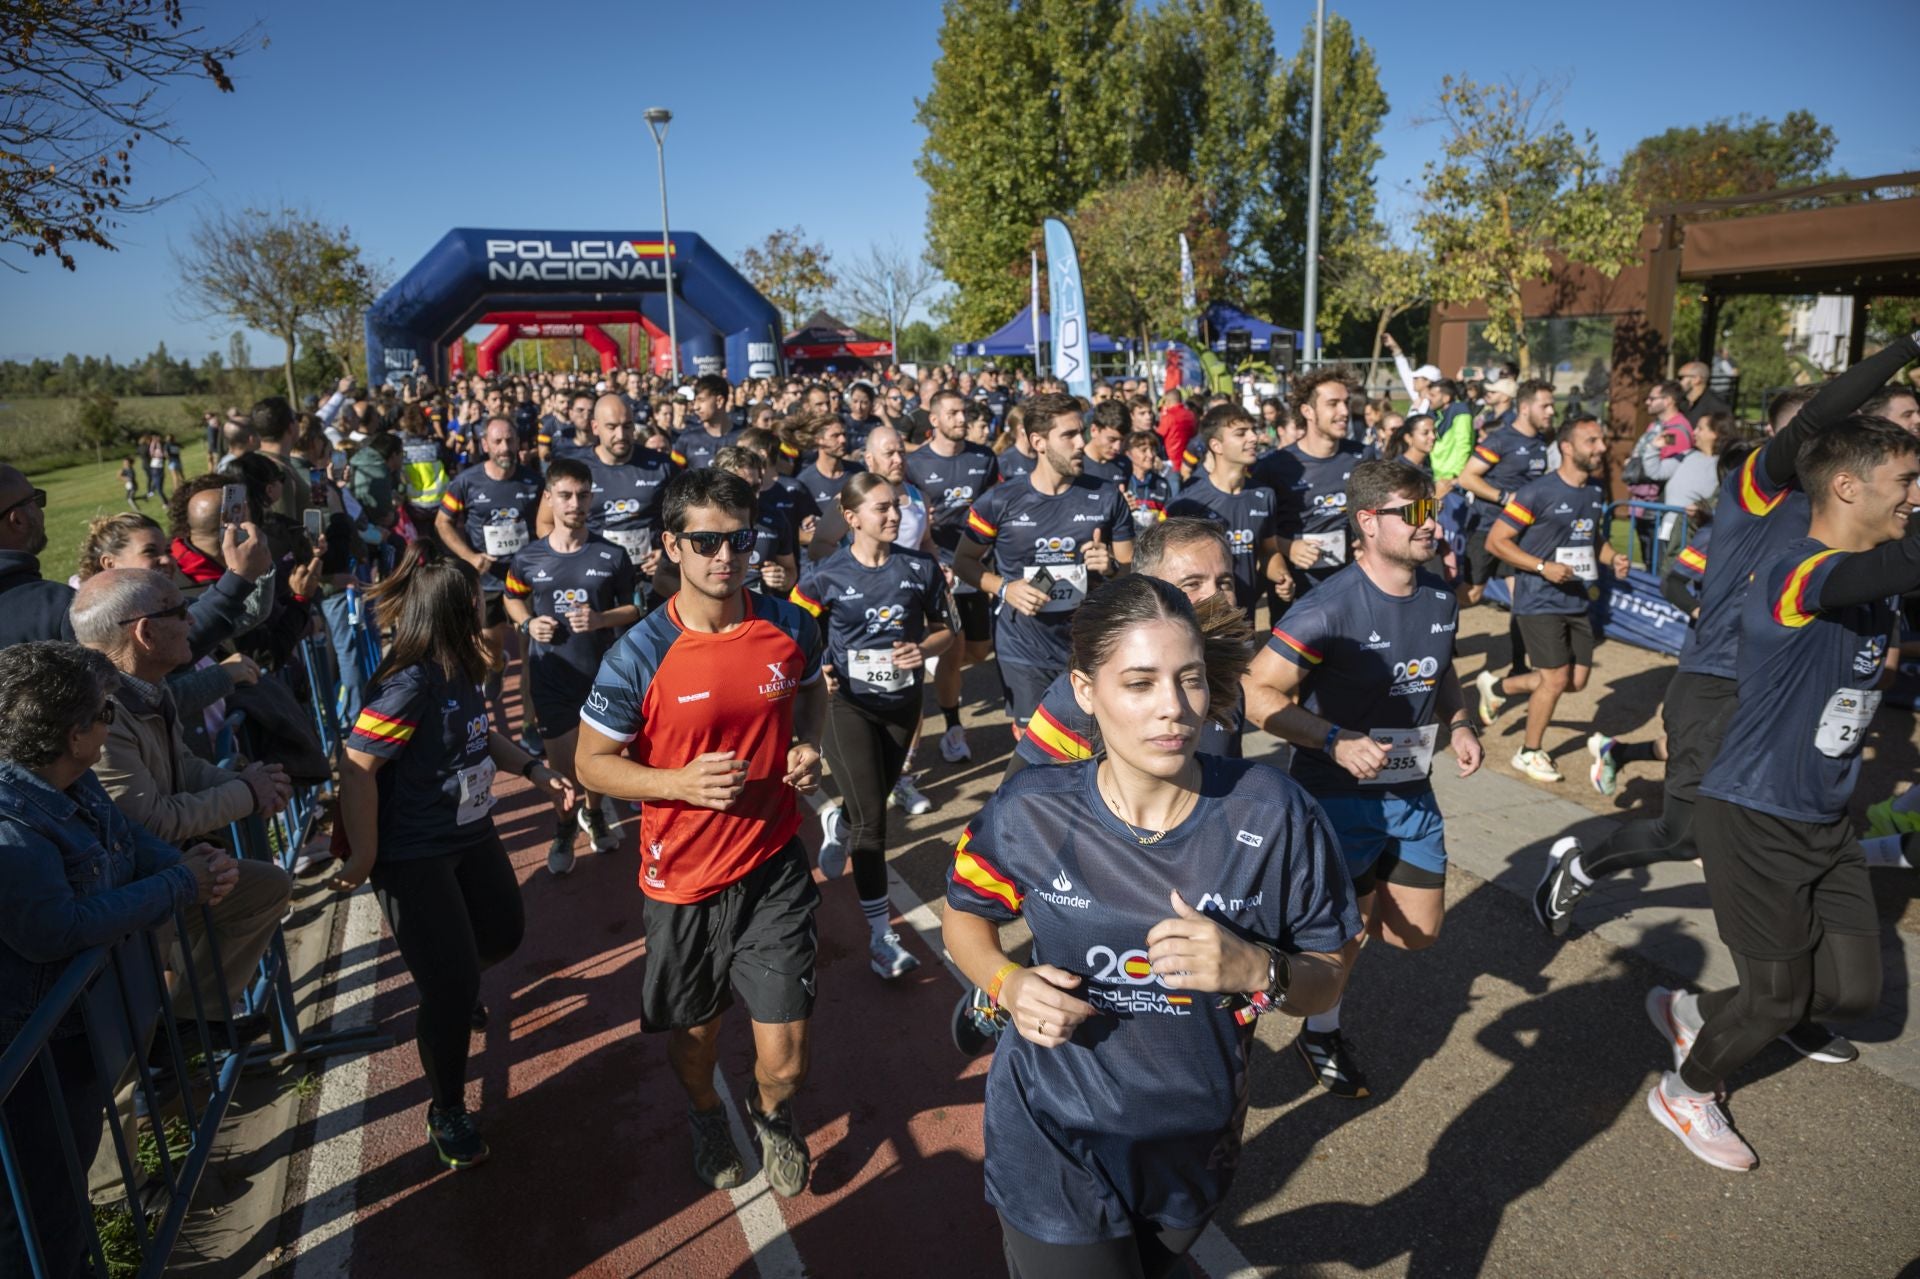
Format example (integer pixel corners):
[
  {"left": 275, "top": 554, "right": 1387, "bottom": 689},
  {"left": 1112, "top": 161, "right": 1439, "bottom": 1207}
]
[
  {"left": 822, "top": 693, "right": 918, "bottom": 902},
  {"left": 1000, "top": 1212, "right": 1206, "bottom": 1279},
  {"left": 1577, "top": 791, "right": 1694, "bottom": 878},
  {"left": 372, "top": 830, "right": 526, "bottom": 1109},
  {"left": 1681, "top": 933, "right": 1882, "bottom": 1094}
]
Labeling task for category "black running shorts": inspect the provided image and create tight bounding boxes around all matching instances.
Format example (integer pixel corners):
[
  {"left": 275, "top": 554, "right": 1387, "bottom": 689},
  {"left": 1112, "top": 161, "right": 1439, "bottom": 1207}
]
[
  {"left": 1658, "top": 668, "right": 1738, "bottom": 803},
  {"left": 997, "top": 659, "right": 1058, "bottom": 726},
  {"left": 1695, "top": 797, "right": 1878, "bottom": 961},
  {"left": 954, "top": 591, "right": 993, "bottom": 644},
  {"left": 1514, "top": 612, "right": 1594, "bottom": 670},
  {"left": 1465, "top": 529, "right": 1504, "bottom": 586},
  {"left": 640, "top": 839, "right": 819, "bottom": 1033},
  {"left": 527, "top": 667, "right": 590, "bottom": 741}
]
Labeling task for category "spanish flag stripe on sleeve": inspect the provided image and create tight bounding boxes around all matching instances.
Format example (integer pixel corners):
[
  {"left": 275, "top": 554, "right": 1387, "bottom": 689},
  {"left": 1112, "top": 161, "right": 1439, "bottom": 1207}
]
[
  {"left": 1736, "top": 450, "right": 1787, "bottom": 517},
  {"left": 790, "top": 585, "right": 823, "bottom": 617},
  {"left": 1772, "top": 550, "right": 1842, "bottom": 628},
  {"left": 441, "top": 491, "right": 464, "bottom": 514},
  {"left": 350, "top": 709, "right": 416, "bottom": 743},
  {"left": 1271, "top": 628, "right": 1323, "bottom": 665},
  {"left": 966, "top": 507, "right": 997, "bottom": 538},
  {"left": 1025, "top": 704, "right": 1093, "bottom": 762},
  {"left": 951, "top": 830, "right": 1022, "bottom": 913},
  {"left": 1473, "top": 445, "right": 1501, "bottom": 465},
  {"left": 670, "top": 449, "right": 687, "bottom": 467},
  {"left": 504, "top": 572, "right": 530, "bottom": 597},
  {"left": 1501, "top": 500, "right": 1534, "bottom": 526},
  {"left": 1677, "top": 546, "right": 1707, "bottom": 573}
]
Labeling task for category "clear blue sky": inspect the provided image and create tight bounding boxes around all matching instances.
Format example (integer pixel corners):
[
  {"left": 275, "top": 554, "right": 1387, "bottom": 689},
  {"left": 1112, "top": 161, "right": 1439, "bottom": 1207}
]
[{"left": 4, "top": 0, "right": 1913, "bottom": 364}]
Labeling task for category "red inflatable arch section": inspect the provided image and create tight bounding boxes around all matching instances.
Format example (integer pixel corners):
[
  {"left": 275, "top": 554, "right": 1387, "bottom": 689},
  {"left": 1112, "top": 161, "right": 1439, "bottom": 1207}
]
[{"left": 460, "top": 310, "right": 675, "bottom": 378}]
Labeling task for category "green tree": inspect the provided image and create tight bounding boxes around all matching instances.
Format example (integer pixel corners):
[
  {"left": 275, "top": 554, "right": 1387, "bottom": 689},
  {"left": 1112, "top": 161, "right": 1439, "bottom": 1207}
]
[
  {"left": 1254, "top": 10, "right": 1387, "bottom": 329},
  {"left": 1071, "top": 170, "right": 1224, "bottom": 354},
  {"left": 173, "top": 205, "right": 379, "bottom": 403},
  {"left": 735, "top": 226, "right": 837, "bottom": 331},
  {"left": 1136, "top": 0, "right": 1275, "bottom": 274},
  {"left": 1415, "top": 76, "right": 1642, "bottom": 374},
  {"left": 1321, "top": 222, "right": 1431, "bottom": 370},
  {"left": 71, "top": 387, "right": 119, "bottom": 462},
  {"left": 916, "top": 0, "right": 1136, "bottom": 336}
]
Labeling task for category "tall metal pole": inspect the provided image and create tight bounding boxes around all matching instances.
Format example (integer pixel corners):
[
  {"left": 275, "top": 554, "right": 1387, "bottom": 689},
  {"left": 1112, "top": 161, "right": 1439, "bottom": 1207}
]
[
  {"left": 644, "top": 108, "right": 680, "bottom": 380},
  {"left": 1301, "top": 0, "right": 1326, "bottom": 368}
]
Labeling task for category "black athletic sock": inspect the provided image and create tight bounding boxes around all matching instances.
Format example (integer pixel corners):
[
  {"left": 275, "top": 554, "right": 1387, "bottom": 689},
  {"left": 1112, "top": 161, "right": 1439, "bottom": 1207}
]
[
  {"left": 1508, "top": 614, "right": 1531, "bottom": 677},
  {"left": 1612, "top": 739, "right": 1661, "bottom": 766},
  {"left": 942, "top": 705, "right": 961, "bottom": 730}
]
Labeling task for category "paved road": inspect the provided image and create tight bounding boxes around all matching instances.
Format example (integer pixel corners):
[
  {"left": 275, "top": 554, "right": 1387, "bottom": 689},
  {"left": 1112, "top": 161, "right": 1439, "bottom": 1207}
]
[{"left": 268, "top": 643, "right": 1920, "bottom": 1278}]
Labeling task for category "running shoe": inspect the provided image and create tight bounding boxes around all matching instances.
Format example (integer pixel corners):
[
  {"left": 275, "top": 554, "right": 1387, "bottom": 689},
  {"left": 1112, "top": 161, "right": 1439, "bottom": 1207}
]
[
  {"left": 547, "top": 826, "right": 577, "bottom": 877},
  {"left": 1778, "top": 1021, "right": 1859, "bottom": 1064},
  {"left": 939, "top": 723, "right": 972, "bottom": 763},
  {"left": 579, "top": 803, "right": 620, "bottom": 854},
  {"left": 1511, "top": 747, "right": 1563, "bottom": 784},
  {"left": 1645, "top": 1079, "right": 1755, "bottom": 1172},
  {"left": 688, "top": 1106, "right": 744, "bottom": 1190},
  {"left": 1474, "top": 670, "right": 1505, "bottom": 727},
  {"left": 470, "top": 1001, "right": 488, "bottom": 1032},
  {"left": 1532, "top": 836, "right": 1587, "bottom": 936},
  {"left": 1587, "top": 732, "right": 1619, "bottom": 796},
  {"left": 869, "top": 931, "right": 921, "bottom": 980},
  {"left": 1294, "top": 1028, "right": 1371, "bottom": 1099},
  {"left": 890, "top": 776, "right": 933, "bottom": 816},
  {"left": 1645, "top": 985, "right": 1698, "bottom": 1076},
  {"left": 746, "top": 1098, "right": 810, "bottom": 1197},
  {"left": 426, "top": 1104, "right": 490, "bottom": 1170},
  {"left": 816, "top": 804, "right": 847, "bottom": 880},
  {"left": 1864, "top": 798, "right": 1920, "bottom": 839},
  {"left": 952, "top": 986, "right": 1007, "bottom": 1057},
  {"left": 517, "top": 728, "right": 545, "bottom": 758}
]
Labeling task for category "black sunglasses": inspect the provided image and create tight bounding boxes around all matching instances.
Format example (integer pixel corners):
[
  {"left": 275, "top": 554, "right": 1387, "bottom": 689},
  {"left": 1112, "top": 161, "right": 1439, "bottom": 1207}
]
[
  {"left": 1365, "top": 498, "right": 1438, "bottom": 526},
  {"left": 673, "top": 528, "right": 756, "bottom": 557},
  {"left": 0, "top": 488, "right": 47, "bottom": 518},
  {"left": 117, "top": 602, "right": 190, "bottom": 626}
]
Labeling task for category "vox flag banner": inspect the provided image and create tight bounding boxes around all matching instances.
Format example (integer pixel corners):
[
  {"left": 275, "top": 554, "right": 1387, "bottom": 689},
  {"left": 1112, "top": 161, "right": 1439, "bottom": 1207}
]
[{"left": 1043, "top": 218, "right": 1091, "bottom": 399}]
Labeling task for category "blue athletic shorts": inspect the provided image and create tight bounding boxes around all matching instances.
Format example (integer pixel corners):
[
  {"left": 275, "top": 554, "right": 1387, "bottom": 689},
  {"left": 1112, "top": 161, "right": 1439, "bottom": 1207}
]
[{"left": 1312, "top": 787, "right": 1448, "bottom": 887}]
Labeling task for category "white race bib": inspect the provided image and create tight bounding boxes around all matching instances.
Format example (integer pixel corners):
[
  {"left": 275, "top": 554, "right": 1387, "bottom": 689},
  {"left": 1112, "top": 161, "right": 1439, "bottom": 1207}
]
[
  {"left": 1025, "top": 563, "right": 1089, "bottom": 614},
  {"left": 604, "top": 527, "right": 651, "bottom": 559},
  {"left": 1361, "top": 723, "right": 1439, "bottom": 786},
  {"left": 1302, "top": 529, "right": 1347, "bottom": 566},
  {"left": 1555, "top": 544, "right": 1598, "bottom": 582},
  {"left": 1814, "top": 687, "right": 1879, "bottom": 758},
  {"left": 455, "top": 758, "right": 497, "bottom": 825},
  {"left": 848, "top": 647, "right": 911, "bottom": 692},
  {"left": 482, "top": 517, "right": 528, "bottom": 558}
]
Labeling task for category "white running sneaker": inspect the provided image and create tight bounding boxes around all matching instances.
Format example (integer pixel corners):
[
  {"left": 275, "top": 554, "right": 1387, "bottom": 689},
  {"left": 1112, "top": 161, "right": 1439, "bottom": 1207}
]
[
  {"left": 1587, "top": 732, "right": 1619, "bottom": 796},
  {"left": 939, "top": 724, "right": 971, "bottom": 763},
  {"left": 1646, "top": 1078, "right": 1755, "bottom": 1171},
  {"left": 1645, "top": 986, "right": 1698, "bottom": 1076},
  {"left": 817, "top": 803, "right": 848, "bottom": 879},
  {"left": 1511, "top": 747, "right": 1563, "bottom": 784},
  {"left": 891, "top": 776, "right": 933, "bottom": 815},
  {"left": 1474, "top": 670, "right": 1505, "bottom": 727},
  {"left": 869, "top": 931, "right": 921, "bottom": 980}
]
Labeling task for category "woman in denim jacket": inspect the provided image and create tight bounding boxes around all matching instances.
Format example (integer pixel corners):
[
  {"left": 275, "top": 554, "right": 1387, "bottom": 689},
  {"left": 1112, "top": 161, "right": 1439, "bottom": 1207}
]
[{"left": 0, "top": 642, "right": 231, "bottom": 1279}]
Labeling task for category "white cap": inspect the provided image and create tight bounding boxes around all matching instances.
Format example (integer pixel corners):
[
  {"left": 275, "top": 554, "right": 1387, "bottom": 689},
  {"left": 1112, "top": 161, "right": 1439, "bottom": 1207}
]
[{"left": 1412, "top": 364, "right": 1442, "bottom": 382}]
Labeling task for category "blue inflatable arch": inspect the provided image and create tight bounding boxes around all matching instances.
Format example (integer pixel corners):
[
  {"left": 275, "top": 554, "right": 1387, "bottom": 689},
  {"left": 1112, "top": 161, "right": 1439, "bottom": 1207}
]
[{"left": 364, "top": 228, "right": 785, "bottom": 386}]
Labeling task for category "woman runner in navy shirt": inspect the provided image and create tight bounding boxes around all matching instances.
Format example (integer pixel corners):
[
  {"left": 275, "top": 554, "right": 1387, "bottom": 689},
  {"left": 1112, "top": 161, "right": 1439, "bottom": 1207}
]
[{"left": 944, "top": 575, "right": 1357, "bottom": 1278}]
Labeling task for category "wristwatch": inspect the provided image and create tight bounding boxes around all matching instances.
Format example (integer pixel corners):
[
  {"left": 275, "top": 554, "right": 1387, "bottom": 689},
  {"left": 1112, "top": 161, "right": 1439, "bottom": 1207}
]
[{"left": 1258, "top": 942, "right": 1291, "bottom": 1002}]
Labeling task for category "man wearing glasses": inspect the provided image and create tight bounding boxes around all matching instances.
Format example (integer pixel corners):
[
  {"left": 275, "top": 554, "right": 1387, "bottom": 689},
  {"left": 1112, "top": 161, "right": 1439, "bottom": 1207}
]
[
  {"left": 575, "top": 468, "right": 826, "bottom": 1200},
  {"left": 1245, "top": 459, "right": 1484, "bottom": 1100}
]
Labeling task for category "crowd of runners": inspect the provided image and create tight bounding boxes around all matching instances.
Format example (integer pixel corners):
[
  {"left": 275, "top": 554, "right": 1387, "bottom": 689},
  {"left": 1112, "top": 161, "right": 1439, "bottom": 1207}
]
[{"left": 7, "top": 340, "right": 1914, "bottom": 1276}]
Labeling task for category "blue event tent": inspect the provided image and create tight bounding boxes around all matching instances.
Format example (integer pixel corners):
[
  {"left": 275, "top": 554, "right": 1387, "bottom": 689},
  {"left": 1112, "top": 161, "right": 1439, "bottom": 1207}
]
[
  {"left": 951, "top": 304, "right": 1128, "bottom": 359},
  {"left": 1199, "top": 303, "right": 1308, "bottom": 355}
]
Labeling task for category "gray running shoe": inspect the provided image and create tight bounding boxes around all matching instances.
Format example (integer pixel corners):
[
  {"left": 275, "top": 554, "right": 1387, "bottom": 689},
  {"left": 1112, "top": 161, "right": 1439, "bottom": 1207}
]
[
  {"left": 688, "top": 1106, "right": 744, "bottom": 1190},
  {"left": 547, "top": 826, "right": 577, "bottom": 877},
  {"left": 747, "top": 1098, "right": 810, "bottom": 1197}
]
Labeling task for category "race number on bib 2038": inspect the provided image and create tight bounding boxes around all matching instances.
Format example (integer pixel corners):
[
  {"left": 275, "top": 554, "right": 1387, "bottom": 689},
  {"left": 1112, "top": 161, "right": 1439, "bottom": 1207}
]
[
  {"left": 1302, "top": 529, "right": 1347, "bottom": 566},
  {"left": 1360, "top": 723, "right": 1438, "bottom": 785},
  {"left": 1554, "top": 544, "right": 1597, "bottom": 582},
  {"left": 1815, "top": 687, "right": 1880, "bottom": 758},
  {"left": 1024, "top": 563, "right": 1088, "bottom": 613}
]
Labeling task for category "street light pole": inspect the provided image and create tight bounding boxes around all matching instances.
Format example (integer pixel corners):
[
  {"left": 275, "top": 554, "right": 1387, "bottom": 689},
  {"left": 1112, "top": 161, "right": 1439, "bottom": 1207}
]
[
  {"left": 644, "top": 107, "right": 680, "bottom": 380},
  {"left": 1302, "top": 0, "right": 1325, "bottom": 369}
]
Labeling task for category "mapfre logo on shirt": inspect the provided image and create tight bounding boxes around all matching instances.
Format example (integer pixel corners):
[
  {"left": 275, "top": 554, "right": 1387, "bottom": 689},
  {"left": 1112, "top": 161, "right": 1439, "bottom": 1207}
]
[{"left": 758, "top": 661, "right": 797, "bottom": 700}]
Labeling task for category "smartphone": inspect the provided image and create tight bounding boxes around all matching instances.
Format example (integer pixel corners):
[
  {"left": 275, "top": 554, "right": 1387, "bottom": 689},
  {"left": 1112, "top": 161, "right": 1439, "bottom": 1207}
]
[
  {"left": 1028, "top": 567, "right": 1056, "bottom": 596},
  {"left": 219, "top": 484, "right": 250, "bottom": 529},
  {"left": 303, "top": 508, "right": 327, "bottom": 540}
]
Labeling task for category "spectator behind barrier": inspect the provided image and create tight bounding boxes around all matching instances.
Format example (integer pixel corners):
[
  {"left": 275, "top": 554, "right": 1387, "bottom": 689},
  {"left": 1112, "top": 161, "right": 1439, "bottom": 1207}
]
[
  {"left": 0, "top": 463, "right": 75, "bottom": 644},
  {"left": 0, "top": 642, "right": 237, "bottom": 1279}
]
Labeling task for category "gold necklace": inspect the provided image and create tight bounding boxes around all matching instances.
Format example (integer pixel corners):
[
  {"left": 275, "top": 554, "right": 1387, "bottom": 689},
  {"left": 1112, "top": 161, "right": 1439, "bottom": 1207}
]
[{"left": 1098, "top": 766, "right": 1195, "bottom": 845}]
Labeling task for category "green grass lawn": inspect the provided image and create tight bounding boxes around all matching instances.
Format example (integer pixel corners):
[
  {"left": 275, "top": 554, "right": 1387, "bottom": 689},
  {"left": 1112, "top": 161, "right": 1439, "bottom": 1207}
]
[{"left": 31, "top": 451, "right": 215, "bottom": 580}]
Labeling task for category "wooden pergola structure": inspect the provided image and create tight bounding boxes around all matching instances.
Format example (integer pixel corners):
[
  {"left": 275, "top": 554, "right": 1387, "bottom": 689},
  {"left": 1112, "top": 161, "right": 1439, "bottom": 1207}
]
[{"left": 1427, "top": 171, "right": 1920, "bottom": 472}]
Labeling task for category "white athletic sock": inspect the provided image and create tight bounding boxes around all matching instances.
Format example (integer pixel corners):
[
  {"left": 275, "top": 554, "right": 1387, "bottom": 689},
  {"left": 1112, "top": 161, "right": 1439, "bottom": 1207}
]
[
  {"left": 925, "top": 654, "right": 941, "bottom": 683},
  {"left": 1305, "top": 999, "right": 1342, "bottom": 1034},
  {"left": 1566, "top": 853, "right": 1594, "bottom": 886},
  {"left": 1862, "top": 834, "right": 1913, "bottom": 870},
  {"left": 1671, "top": 989, "right": 1703, "bottom": 1033},
  {"left": 860, "top": 896, "right": 893, "bottom": 940},
  {"left": 1662, "top": 1069, "right": 1712, "bottom": 1101}
]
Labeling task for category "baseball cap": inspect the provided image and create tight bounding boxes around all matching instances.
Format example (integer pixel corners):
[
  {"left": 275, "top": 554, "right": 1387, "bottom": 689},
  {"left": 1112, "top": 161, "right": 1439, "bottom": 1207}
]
[
  {"left": 1485, "top": 378, "right": 1518, "bottom": 399},
  {"left": 1412, "top": 364, "right": 1442, "bottom": 382}
]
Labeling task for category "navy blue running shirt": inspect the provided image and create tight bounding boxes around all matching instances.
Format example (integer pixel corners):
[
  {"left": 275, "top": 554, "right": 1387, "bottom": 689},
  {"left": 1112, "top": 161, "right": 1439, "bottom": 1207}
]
[
  {"left": 744, "top": 508, "right": 797, "bottom": 596},
  {"left": 583, "top": 447, "right": 676, "bottom": 565},
  {"left": 669, "top": 425, "right": 740, "bottom": 473},
  {"left": 964, "top": 475, "right": 1133, "bottom": 670},
  {"left": 905, "top": 441, "right": 1000, "bottom": 558},
  {"left": 1268, "top": 564, "right": 1459, "bottom": 795},
  {"left": 760, "top": 474, "right": 821, "bottom": 536},
  {"left": 1495, "top": 473, "right": 1609, "bottom": 616},
  {"left": 440, "top": 462, "right": 541, "bottom": 591},
  {"left": 1678, "top": 447, "right": 1811, "bottom": 680},
  {"left": 995, "top": 446, "right": 1037, "bottom": 483},
  {"left": 1699, "top": 539, "right": 1899, "bottom": 824},
  {"left": 1466, "top": 426, "right": 1550, "bottom": 530},
  {"left": 348, "top": 665, "right": 496, "bottom": 861},
  {"left": 1166, "top": 470, "right": 1277, "bottom": 614},
  {"left": 505, "top": 535, "right": 637, "bottom": 706},
  {"left": 1256, "top": 440, "right": 1366, "bottom": 588},
  {"left": 789, "top": 546, "right": 951, "bottom": 711},
  {"left": 947, "top": 757, "right": 1359, "bottom": 1245}
]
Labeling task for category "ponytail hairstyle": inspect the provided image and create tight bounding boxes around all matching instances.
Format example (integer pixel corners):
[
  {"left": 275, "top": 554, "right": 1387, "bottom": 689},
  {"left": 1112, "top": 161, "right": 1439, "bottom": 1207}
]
[
  {"left": 77, "top": 512, "right": 164, "bottom": 580},
  {"left": 780, "top": 411, "right": 842, "bottom": 455},
  {"left": 364, "top": 539, "right": 489, "bottom": 688},
  {"left": 1068, "top": 575, "right": 1252, "bottom": 734},
  {"left": 837, "top": 469, "right": 896, "bottom": 515}
]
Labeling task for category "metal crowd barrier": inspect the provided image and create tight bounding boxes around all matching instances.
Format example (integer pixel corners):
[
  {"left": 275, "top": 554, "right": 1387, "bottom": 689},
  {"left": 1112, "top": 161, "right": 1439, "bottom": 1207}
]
[
  {"left": 0, "top": 588, "right": 390, "bottom": 1277},
  {"left": 1603, "top": 499, "right": 1696, "bottom": 578}
]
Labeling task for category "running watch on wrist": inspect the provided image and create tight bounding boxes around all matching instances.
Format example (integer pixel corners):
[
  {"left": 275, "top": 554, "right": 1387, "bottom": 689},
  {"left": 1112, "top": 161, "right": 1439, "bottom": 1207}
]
[
  {"left": 1259, "top": 942, "right": 1291, "bottom": 1002},
  {"left": 1323, "top": 725, "right": 1342, "bottom": 754}
]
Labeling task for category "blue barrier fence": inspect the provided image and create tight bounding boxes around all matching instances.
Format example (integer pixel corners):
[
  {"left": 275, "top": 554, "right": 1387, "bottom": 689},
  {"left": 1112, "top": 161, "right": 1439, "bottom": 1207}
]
[{"left": 0, "top": 588, "right": 388, "bottom": 1278}]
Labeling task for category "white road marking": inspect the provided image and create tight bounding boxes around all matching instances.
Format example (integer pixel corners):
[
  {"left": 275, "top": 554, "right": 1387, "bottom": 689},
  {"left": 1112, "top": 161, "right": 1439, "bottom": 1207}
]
[{"left": 713, "top": 1070, "right": 806, "bottom": 1279}]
